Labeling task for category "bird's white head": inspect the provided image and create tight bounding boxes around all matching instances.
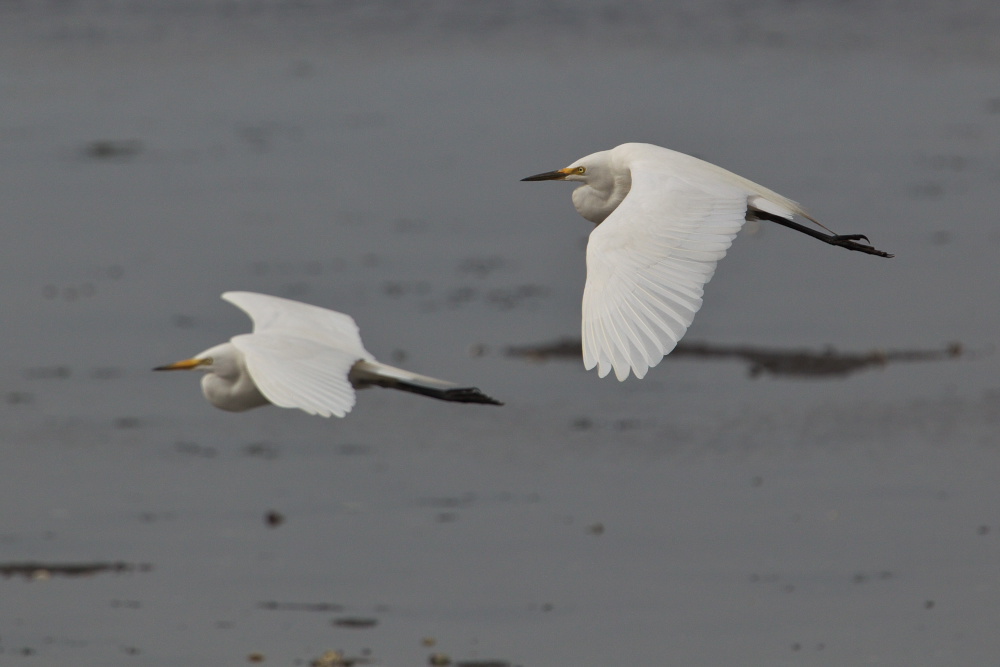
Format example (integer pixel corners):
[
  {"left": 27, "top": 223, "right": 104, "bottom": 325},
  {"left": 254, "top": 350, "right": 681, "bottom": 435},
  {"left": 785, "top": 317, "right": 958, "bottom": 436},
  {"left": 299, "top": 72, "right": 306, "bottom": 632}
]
[
  {"left": 154, "top": 343, "right": 238, "bottom": 378},
  {"left": 521, "top": 151, "right": 609, "bottom": 184},
  {"left": 522, "top": 149, "right": 624, "bottom": 224},
  {"left": 155, "top": 342, "right": 268, "bottom": 412}
]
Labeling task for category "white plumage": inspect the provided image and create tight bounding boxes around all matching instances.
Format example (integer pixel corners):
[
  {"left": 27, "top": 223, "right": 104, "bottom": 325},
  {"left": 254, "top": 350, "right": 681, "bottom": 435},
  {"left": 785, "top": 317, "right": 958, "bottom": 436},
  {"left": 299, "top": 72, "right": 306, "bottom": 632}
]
[
  {"left": 523, "top": 142, "right": 891, "bottom": 381},
  {"left": 156, "top": 291, "right": 501, "bottom": 416}
]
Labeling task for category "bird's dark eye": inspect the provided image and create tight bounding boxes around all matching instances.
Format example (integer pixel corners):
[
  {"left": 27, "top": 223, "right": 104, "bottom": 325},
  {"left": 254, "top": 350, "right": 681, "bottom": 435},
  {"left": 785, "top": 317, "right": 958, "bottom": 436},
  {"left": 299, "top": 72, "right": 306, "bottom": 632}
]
[{"left": 576, "top": 166, "right": 586, "bottom": 174}]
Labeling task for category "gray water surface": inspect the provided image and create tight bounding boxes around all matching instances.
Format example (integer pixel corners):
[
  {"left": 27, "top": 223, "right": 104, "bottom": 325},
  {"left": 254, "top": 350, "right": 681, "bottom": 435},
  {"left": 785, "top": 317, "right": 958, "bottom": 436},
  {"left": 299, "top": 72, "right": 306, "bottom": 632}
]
[{"left": 1, "top": 3, "right": 998, "bottom": 665}]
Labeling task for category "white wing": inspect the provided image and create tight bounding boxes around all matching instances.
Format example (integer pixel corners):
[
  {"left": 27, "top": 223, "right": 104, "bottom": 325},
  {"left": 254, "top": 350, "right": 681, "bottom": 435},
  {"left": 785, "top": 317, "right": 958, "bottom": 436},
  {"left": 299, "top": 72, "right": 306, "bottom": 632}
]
[
  {"left": 222, "top": 291, "right": 373, "bottom": 360},
  {"left": 582, "top": 155, "right": 750, "bottom": 381},
  {"left": 230, "top": 332, "right": 360, "bottom": 417}
]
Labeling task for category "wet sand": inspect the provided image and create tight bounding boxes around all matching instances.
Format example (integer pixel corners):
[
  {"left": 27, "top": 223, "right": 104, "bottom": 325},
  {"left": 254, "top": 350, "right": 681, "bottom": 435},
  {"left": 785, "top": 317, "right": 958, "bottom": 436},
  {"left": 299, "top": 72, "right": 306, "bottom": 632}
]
[{"left": 1, "top": 2, "right": 999, "bottom": 665}]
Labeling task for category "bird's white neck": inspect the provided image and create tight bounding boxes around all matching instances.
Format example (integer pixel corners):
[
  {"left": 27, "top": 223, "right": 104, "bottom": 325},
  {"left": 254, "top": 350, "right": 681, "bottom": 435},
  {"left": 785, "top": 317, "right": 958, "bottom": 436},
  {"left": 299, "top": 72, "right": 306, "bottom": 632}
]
[
  {"left": 201, "top": 372, "right": 269, "bottom": 412},
  {"left": 571, "top": 170, "right": 631, "bottom": 224},
  {"left": 197, "top": 342, "right": 270, "bottom": 412}
]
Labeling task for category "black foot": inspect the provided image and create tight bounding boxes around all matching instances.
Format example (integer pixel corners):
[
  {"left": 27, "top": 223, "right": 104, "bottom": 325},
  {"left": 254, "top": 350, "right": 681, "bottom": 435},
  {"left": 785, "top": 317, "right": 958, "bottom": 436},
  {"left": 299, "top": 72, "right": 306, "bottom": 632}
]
[
  {"left": 826, "top": 234, "right": 894, "bottom": 258},
  {"left": 440, "top": 387, "right": 504, "bottom": 405},
  {"left": 830, "top": 233, "right": 870, "bottom": 243},
  {"left": 750, "top": 209, "right": 894, "bottom": 259}
]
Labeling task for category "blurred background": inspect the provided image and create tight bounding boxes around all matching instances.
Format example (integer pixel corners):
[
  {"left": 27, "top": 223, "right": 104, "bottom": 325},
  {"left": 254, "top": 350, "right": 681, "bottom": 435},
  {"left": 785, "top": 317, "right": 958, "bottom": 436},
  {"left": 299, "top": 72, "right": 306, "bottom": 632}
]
[{"left": 0, "top": 2, "right": 998, "bottom": 665}]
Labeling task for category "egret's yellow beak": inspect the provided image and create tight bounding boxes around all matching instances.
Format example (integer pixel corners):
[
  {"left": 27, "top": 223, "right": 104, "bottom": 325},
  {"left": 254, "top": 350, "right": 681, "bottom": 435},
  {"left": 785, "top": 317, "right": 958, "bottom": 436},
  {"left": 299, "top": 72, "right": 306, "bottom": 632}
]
[
  {"left": 154, "top": 357, "right": 209, "bottom": 371},
  {"left": 521, "top": 167, "right": 573, "bottom": 182}
]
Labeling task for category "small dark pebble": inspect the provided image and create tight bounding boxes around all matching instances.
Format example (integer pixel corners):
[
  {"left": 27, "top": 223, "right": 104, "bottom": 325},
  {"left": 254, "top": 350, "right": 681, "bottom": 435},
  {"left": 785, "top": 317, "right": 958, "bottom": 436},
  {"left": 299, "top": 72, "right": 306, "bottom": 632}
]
[
  {"left": 243, "top": 442, "right": 280, "bottom": 460},
  {"left": 84, "top": 139, "right": 142, "bottom": 159},
  {"left": 114, "top": 417, "right": 141, "bottom": 430},
  {"left": 925, "top": 600, "right": 935, "bottom": 609},
  {"left": 264, "top": 510, "right": 285, "bottom": 528}
]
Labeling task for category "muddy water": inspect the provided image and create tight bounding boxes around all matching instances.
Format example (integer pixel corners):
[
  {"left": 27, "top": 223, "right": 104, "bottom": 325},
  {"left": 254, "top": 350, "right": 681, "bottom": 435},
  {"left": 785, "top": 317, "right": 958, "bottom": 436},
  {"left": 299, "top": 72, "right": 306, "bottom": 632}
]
[{"left": 1, "top": 2, "right": 999, "bottom": 665}]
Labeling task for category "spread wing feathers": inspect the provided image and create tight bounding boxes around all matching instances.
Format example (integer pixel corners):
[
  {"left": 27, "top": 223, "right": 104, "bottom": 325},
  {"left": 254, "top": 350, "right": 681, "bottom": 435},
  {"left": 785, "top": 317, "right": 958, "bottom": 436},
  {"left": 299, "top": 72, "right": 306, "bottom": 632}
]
[
  {"left": 582, "top": 165, "right": 751, "bottom": 381},
  {"left": 230, "top": 332, "right": 361, "bottom": 417},
  {"left": 222, "top": 291, "right": 373, "bottom": 360}
]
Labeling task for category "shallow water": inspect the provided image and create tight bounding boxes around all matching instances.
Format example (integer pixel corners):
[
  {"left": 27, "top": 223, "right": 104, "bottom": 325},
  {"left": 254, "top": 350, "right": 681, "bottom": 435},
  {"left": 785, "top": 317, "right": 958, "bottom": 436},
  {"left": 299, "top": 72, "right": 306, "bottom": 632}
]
[{"left": 1, "top": 2, "right": 999, "bottom": 665}]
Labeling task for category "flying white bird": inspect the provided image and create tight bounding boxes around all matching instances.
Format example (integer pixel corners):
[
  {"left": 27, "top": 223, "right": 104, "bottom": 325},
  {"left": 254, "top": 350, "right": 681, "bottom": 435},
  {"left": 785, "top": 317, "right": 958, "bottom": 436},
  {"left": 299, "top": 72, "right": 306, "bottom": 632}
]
[
  {"left": 523, "top": 142, "right": 892, "bottom": 381},
  {"left": 155, "top": 291, "right": 502, "bottom": 416}
]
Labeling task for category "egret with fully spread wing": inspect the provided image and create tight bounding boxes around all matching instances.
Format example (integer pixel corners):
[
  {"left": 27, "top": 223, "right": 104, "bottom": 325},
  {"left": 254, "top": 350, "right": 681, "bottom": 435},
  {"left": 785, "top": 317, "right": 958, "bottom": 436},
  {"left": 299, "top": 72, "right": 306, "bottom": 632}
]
[
  {"left": 523, "top": 142, "right": 892, "bottom": 381},
  {"left": 156, "top": 291, "right": 502, "bottom": 416}
]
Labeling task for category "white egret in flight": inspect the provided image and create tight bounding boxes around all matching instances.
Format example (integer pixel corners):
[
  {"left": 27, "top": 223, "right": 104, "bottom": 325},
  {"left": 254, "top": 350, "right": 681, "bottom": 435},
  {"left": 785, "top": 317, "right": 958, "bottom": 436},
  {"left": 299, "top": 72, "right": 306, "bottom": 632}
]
[
  {"left": 156, "top": 291, "right": 502, "bottom": 416},
  {"left": 523, "top": 142, "right": 892, "bottom": 381}
]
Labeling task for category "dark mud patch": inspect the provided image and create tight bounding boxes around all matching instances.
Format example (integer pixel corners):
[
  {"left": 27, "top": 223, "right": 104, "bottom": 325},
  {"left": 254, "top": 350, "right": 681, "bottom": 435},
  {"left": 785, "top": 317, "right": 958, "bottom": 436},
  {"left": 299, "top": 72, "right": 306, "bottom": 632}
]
[
  {"left": 259, "top": 602, "right": 381, "bottom": 629},
  {"left": 23, "top": 364, "right": 72, "bottom": 380},
  {"left": 83, "top": 139, "right": 143, "bottom": 160},
  {"left": 258, "top": 601, "right": 344, "bottom": 612},
  {"left": 506, "top": 338, "right": 965, "bottom": 379},
  {"left": 307, "top": 649, "right": 374, "bottom": 667},
  {"left": 332, "top": 616, "right": 378, "bottom": 629},
  {"left": 424, "top": 653, "right": 514, "bottom": 667},
  {"left": 0, "top": 561, "right": 152, "bottom": 580}
]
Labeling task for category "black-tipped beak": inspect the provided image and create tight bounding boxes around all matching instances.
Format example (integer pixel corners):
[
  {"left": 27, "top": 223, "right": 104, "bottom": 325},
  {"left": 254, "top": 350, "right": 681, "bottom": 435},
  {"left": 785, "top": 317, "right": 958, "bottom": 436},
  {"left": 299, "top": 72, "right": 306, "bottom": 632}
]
[
  {"left": 154, "top": 358, "right": 207, "bottom": 371},
  {"left": 521, "top": 168, "right": 571, "bottom": 182}
]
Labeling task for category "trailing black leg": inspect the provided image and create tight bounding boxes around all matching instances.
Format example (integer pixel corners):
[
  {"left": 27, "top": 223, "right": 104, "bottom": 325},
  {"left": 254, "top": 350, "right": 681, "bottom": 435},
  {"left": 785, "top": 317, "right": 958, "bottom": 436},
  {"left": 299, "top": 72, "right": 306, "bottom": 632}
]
[{"left": 749, "top": 210, "right": 894, "bottom": 258}]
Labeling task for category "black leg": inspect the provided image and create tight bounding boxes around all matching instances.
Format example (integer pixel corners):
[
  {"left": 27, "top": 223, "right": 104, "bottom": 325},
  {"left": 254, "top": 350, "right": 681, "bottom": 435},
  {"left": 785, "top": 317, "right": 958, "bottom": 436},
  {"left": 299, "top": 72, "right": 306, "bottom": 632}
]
[
  {"left": 750, "top": 210, "right": 894, "bottom": 258},
  {"left": 374, "top": 379, "right": 504, "bottom": 405}
]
